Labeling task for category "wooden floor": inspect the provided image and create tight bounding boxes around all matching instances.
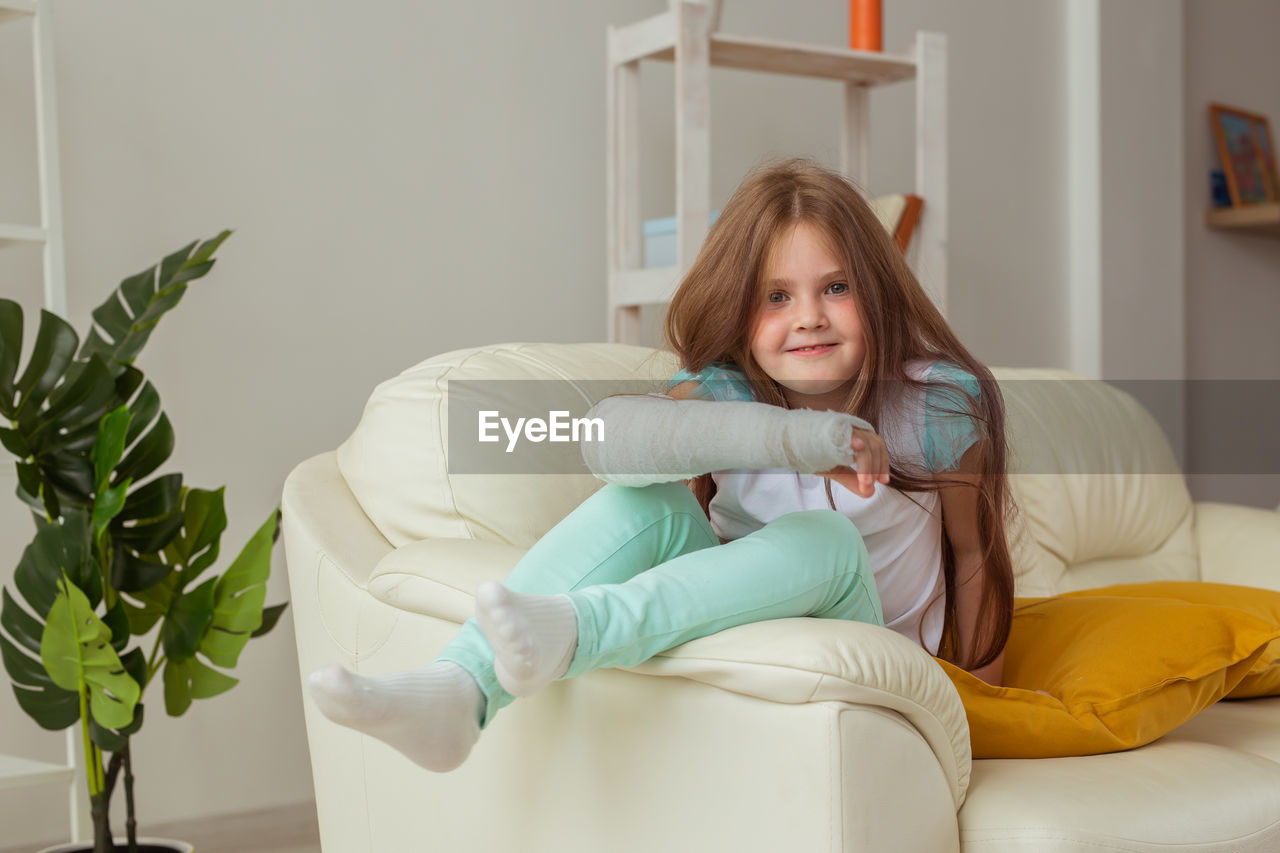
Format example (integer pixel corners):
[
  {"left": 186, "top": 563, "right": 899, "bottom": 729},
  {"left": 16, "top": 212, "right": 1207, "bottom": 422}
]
[{"left": 3, "top": 801, "right": 321, "bottom": 853}]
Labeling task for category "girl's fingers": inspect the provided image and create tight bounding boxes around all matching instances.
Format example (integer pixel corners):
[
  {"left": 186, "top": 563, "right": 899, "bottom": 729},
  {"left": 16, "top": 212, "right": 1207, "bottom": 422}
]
[
  {"left": 850, "top": 431, "right": 889, "bottom": 495},
  {"left": 868, "top": 445, "right": 889, "bottom": 488}
]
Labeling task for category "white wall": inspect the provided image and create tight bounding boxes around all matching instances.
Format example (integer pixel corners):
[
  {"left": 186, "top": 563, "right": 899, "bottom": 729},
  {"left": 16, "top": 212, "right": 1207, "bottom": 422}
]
[
  {"left": 864, "top": 0, "right": 1070, "bottom": 370},
  {"left": 0, "top": 0, "right": 1270, "bottom": 846},
  {"left": 1183, "top": 0, "right": 1280, "bottom": 508},
  {"left": 1098, "top": 2, "right": 1184, "bottom": 385},
  {"left": 1064, "top": 0, "right": 1188, "bottom": 464}
]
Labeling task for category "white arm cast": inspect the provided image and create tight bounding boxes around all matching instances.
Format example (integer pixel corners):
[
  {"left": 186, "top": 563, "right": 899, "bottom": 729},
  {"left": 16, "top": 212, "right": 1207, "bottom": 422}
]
[{"left": 580, "top": 394, "right": 875, "bottom": 487}]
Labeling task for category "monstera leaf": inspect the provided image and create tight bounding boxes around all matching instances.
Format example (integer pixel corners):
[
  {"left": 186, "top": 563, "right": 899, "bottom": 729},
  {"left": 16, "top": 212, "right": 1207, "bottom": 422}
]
[
  {"left": 0, "top": 315, "right": 115, "bottom": 519},
  {"left": 42, "top": 572, "right": 140, "bottom": 730},
  {"left": 118, "top": 486, "right": 225, "bottom": 640},
  {"left": 0, "top": 588, "right": 78, "bottom": 730},
  {"left": 0, "top": 231, "right": 229, "bottom": 525},
  {"left": 0, "top": 511, "right": 105, "bottom": 730},
  {"left": 113, "top": 485, "right": 285, "bottom": 717},
  {"left": 90, "top": 406, "right": 132, "bottom": 550},
  {"left": 78, "top": 231, "right": 230, "bottom": 371},
  {"left": 162, "top": 656, "right": 238, "bottom": 717},
  {"left": 0, "top": 302, "right": 105, "bottom": 521},
  {"left": 156, "top": 502, "right": 283, "bottom": 716},
  {"left": 199, "top": 509, "right": 281, "bottom": 668},
  {"left": 0, "top": 302, "right": 79, "bottom": 427}
]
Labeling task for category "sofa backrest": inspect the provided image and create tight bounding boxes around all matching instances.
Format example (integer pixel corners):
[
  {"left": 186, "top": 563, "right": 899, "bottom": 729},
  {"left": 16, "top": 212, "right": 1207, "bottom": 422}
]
[
  {"left": 336, "top": 344, "right": 1197, "bottom": 594},
  {"left": 337, "top": 342, "right": 678, "bottom": 549},
  {"left": 992, "top": 367, "right": 1196, "bottom": 596}
]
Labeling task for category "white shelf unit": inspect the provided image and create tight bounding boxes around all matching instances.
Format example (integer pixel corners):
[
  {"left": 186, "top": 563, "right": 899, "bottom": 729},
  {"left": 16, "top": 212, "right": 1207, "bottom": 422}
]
[
  {"left": 605, "top": 3, "right": 947, "bottom": 345},
  {"left": 1, "top": 0, "right": 80, "bottom": 844},
  {"left": 1, "top": 0, "right": 66, "bottom": 315},
  {"left": 0, "top": 753, "right": 75, "bottom": 791},
  {"left": 0, "top": 222, "right": 48, "bottom": 247}
]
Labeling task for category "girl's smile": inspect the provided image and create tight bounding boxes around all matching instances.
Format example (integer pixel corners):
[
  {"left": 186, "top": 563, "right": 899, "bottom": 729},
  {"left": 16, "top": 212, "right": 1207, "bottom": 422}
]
[
  {"left": 750, "top": 221, "right": 867, "bottom": 410},
  {"left": 787, "top": 343, "right": 838, "bottom": 356}
]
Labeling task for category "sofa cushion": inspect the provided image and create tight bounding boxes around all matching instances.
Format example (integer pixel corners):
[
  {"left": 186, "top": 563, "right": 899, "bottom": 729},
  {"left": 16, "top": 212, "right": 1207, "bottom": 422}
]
[
  {"left": 959, "top": 728, "right": 1280, "bottom": 852},
  {"left": 1164, "top": 695, "right": 1280, "bottom": 762},
  {"left": 336, "top": 342, "right": 679, "bottom": 548},
  {"left": 936, "top": 586, "right": 1280, "bottom": 758}
]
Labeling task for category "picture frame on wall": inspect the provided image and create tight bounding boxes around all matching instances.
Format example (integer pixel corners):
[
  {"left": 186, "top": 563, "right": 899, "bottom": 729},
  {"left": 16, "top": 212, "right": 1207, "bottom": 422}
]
[
  {"left": 1210, "top": 103, "right": 1277, "bottom": 206},
  {"left": 1249, "top": 114, "right": 1280, "bottom": 200}
]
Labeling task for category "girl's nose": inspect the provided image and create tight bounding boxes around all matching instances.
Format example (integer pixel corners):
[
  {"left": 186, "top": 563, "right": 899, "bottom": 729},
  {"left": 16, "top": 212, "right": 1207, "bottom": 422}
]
[{"left": 794, "top": 299, "right": 827, "bottom": 329}]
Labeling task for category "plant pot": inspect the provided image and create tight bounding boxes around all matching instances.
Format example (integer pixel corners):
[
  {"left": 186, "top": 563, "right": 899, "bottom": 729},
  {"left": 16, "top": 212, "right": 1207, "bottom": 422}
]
[{"left": 36, "top": 839, "right": 193, "bottom": 853}]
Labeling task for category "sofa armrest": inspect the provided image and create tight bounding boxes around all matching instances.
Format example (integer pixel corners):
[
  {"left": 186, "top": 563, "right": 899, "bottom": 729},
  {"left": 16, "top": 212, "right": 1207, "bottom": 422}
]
[
  {"left": 367, "top": 537, "right": 971, "bottom": 808},
  {"left": 367, "top": 536, "right": 526, "bottom": 623},
  {"left": 1195, "top": 502, "right": 1280, "bottom": 590},
  {"left": 283, "top": 452, "right": 397, "bottom": 589},
  {"left": 282, "top": 452, "right": 400, "bottom": 659},
  {"left": 629, "top": 618, "right": 972, "bottom": 809}
]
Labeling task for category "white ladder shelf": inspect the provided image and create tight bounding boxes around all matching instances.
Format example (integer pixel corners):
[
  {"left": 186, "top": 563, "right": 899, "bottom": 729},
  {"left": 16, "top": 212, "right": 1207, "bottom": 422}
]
[
  {"left": 606, "top": 3, "right": 947, "bottom": 345},
  {"left": 0, "top": 0, "right": 80, "bottom": 844},
  {"left": 0, "top": 753, "right": 75, "bottom": 791},
  {"left": 1, "top": 0, "right": 67, "bottom": 313}
]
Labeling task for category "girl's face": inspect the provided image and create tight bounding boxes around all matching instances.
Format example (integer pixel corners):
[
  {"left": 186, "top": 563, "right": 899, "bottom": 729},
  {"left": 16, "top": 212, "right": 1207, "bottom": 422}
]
[{"left": 749, "top": 221, "right": 866, "bottom": 411}]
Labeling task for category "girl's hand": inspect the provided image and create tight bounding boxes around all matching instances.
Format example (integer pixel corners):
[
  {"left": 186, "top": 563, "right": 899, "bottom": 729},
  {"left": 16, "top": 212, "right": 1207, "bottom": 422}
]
[{"left": 816, "top": 427, "right": 890, "bottom": 498}]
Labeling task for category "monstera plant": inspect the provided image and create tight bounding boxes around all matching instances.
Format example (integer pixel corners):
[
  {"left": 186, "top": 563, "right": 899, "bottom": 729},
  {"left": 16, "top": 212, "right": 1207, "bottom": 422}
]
[{"left": 0, "top": 231, "right": 287, "bottom": 853}]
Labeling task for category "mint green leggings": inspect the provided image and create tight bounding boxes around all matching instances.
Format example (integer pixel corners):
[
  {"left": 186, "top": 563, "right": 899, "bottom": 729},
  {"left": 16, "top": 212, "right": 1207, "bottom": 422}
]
[{"left": 435, "top": 481, "right": 884, "bottom": 729}]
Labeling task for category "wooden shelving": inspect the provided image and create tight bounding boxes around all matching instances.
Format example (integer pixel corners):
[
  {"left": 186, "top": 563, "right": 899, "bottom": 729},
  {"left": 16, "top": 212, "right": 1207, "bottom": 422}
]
[
  {"left": 605, "top": 3, "right": 947, "bottom": 344},
  {"left": 0, "top": 2, "right": 34, "bottom": 24},
  {"left": 642, "top": 29, "right": 919, "bottom": 84},
  {"left": 1205, "top": 203, "right": 1280, "bottom": 238}
]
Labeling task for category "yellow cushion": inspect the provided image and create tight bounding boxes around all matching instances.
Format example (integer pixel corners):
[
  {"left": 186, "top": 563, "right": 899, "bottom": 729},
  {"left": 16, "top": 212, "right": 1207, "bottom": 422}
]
[
  {"left": 935, "top": 582, "right": 1280, "bottom": 758},
  {"left": 1058, "top": 581, "right": 1280, "bottom": 699}
]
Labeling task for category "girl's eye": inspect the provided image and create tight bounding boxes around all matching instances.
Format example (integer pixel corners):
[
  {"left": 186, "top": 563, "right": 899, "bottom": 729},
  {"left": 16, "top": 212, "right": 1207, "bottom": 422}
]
[{"left": 765, "top": 283, "right": 846, "bottom": 303}]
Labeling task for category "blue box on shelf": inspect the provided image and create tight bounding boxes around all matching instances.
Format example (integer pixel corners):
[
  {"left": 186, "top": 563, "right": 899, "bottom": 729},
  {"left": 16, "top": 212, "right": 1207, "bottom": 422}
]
[
  {"left": 1210, "top": 170, "right": 1232, "bottom": 208},
  {"left": 643, "top": 211, "right": 721, "bottom": 268}
]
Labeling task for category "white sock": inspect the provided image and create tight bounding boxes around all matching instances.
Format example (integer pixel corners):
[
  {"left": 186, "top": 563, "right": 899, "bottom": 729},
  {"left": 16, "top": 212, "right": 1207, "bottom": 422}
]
[
  {"left": 475, "top": 581, "right": 578, "bottom": 697},
  {"left": 306, "top": 661, "right": 482, "bottom": 773}
]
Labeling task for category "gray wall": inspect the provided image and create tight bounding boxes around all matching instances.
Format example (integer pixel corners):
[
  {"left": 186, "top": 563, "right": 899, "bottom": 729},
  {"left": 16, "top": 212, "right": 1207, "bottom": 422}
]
[
  {"left": 0, "top": 0, "right": 1276, "bottom": 846},
  {"left": 1184, "top": 0, "right": 1280, "bottom": 507}
]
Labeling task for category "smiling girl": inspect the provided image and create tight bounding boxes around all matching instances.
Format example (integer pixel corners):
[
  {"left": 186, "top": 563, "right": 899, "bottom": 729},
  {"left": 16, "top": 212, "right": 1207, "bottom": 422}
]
[{"left": 308, "top": 158, "right": 1016, "bottom": 774}]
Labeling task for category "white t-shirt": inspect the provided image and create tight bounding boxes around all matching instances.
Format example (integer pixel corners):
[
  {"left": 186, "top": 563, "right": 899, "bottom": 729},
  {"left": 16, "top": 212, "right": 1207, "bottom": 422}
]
[{"left": 666, "top": 358, "right": 982, "bottom": 656}]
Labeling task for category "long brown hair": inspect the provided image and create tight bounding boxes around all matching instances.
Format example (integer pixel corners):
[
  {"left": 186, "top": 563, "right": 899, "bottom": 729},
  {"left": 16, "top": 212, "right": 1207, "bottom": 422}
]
[{"left": 661, "top": 157, "right": 1015, "bottom": 671}]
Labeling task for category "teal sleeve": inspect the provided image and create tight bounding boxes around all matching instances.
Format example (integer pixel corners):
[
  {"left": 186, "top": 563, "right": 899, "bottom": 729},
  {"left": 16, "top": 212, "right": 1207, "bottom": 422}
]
[
  {"left": 923, "top": 362, "right": 983, "bottom": 472},
  {"left": 665, "top": 361, "right": 756, "bottom": 403}
]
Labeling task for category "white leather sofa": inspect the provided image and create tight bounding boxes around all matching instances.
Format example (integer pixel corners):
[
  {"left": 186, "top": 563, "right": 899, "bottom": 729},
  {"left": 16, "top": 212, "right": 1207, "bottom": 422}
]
[{"left": 282, "top": 342, "right": 1280, "bottom": 852}]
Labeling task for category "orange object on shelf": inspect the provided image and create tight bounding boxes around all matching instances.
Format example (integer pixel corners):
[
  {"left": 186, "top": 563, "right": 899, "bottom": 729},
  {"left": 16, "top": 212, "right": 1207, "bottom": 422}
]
[{"left": 849, "top": 0, "right": 882, "bottom": 52}]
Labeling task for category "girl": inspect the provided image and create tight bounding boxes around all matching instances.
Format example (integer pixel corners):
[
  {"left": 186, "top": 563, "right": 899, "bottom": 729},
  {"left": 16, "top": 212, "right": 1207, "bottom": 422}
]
[{"left": 308, "top": 157, "right": 1016, "bottom": 773}]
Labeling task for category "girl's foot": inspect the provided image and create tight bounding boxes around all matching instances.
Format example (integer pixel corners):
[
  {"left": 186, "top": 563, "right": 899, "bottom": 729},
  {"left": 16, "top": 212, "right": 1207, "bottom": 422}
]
[
  {"left": 306, "top": 661, "right": 482, "bottom": 772},
  {"left": 475, "top": 581, "right": 578, "bottom": 697}
]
